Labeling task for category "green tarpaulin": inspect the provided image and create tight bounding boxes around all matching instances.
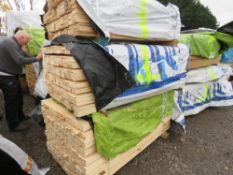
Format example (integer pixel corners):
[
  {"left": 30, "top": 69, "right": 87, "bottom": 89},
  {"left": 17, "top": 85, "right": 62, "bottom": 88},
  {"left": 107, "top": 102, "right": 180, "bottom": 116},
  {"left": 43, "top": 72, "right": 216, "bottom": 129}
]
[
  {"left": 179, "top": 31, "right": 233, "bottom": 59},
  {"left": 24, "top": 27, "right": 45, "bottom": 56},
  {"left": 179, "top": 33, "right": 220, "bottom": 59},
  {"left": 92, "top": 91, "right": 174, "bottom": 160},
  {"left": 212, "top": 32, "right": 233, "bottom": 50}
]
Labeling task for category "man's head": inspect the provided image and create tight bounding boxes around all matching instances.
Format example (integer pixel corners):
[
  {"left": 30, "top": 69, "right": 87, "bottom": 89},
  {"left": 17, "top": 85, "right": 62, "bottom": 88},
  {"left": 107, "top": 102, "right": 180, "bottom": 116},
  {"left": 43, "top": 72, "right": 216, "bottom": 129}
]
[{"left": 14, "top": 31, "right": 31, "bottom": 46}]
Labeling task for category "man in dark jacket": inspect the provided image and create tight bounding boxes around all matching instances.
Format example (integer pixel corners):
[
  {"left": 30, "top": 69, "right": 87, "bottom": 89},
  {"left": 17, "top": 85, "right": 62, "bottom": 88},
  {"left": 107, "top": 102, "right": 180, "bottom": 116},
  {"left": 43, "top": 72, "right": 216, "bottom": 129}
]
[{"left": 0, "top": 31, "right": 43, "bottom": 132}]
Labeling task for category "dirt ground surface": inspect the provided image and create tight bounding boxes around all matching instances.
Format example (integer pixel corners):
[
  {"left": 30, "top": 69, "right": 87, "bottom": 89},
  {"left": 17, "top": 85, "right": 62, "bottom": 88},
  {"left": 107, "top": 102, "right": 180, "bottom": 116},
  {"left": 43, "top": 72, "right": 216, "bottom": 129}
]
[{"left": 0, "top": 93, "right": 233, "bottom": 175}]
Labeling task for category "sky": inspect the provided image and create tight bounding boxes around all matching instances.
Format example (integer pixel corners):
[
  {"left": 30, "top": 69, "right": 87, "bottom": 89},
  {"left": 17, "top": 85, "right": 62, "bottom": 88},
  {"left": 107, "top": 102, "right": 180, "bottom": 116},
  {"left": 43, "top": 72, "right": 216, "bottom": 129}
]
[{"left": 199, "top": 0, "right": 233, "bottom": 26}]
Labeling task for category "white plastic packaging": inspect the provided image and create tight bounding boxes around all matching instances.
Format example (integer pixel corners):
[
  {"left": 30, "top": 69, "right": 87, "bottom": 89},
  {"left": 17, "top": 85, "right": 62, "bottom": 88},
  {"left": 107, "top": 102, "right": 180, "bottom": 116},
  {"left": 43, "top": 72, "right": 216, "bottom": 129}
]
[
  {"left": 77, "top": 0, "right": 181, "bottom": 40},
  {"left": 5, "top": 11, "right": 42, "bottom": 36},
  {"left": 0, "top": 135, "right": 49, "bottom": 175}
]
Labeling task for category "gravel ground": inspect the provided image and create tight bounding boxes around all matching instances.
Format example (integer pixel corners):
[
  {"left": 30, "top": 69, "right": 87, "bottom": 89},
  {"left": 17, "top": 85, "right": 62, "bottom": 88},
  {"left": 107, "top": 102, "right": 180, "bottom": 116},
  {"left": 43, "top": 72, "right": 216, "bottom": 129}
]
[{"left": 0, "top": 92, "right": 233, "bottom": 175}]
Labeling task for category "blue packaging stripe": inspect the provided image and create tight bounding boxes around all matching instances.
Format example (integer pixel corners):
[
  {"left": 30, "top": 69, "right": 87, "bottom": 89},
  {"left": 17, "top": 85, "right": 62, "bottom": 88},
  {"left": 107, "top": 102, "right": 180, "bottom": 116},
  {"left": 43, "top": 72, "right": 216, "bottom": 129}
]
[
  {"left": 119, "top": 72, "right": 186, "bottom": 97},
  {"left": 179, "top": 95, "right": 233, "bottom": 111}
]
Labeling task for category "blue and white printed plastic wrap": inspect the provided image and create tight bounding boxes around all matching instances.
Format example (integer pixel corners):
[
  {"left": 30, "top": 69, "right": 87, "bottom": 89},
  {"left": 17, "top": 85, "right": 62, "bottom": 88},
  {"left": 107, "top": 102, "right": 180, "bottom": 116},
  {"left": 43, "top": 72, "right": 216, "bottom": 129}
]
[
  {"left": 173, "top": 78, "right": 233, "bottom": 128},
  {"left": 105, "top": 43, "right": 189, "bottom": 109},
  {"left": 185, "top": 64, "right": 233, "bottom": 83},
  {"left": 77, "top": 0, "right": 181, "bottom": 40}
]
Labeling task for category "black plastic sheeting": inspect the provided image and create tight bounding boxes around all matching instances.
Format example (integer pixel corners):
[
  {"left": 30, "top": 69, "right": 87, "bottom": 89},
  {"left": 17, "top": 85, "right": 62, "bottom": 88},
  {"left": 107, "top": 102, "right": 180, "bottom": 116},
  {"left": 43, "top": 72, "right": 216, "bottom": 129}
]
[
  {"left": 218, "top": 21, "right": 233, "bottom": 36},
  {"left": 51, "top": 35, "right": 135, "bottom": 110}
]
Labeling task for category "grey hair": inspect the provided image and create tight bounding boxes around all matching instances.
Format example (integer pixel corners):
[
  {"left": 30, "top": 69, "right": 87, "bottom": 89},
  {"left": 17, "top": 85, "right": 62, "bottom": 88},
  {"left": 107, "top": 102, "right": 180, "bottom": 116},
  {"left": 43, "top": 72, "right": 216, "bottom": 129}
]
[{"left": 14, "top": 31, "right": 30, "bottom": 40}]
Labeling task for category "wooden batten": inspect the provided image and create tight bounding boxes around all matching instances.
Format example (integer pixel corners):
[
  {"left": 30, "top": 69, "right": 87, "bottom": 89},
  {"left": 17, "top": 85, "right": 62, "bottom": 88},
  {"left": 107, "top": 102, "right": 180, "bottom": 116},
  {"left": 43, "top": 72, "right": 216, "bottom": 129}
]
[{"left": 188, "top": 56, "right": 220, "bottom": 70}]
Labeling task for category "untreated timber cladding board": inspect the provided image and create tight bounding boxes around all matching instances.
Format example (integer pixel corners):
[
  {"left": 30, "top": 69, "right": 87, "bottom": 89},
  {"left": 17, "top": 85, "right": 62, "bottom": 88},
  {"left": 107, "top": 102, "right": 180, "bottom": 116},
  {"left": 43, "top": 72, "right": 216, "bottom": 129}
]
[
  {"left": 110, "top": 34, "right": 178, "bottom": 46},
  {"left": 47, "top": 0, "right": 63, "bottom": 9},
  {"left": 42, "top": 98, "right": 91, "bottom": 131},
  {"left": 46, "top": 73, "right": 91, "bottom": 94},
  {"left": 46, "top": 82, "right": 95, "bottom": 107},
  {"left": 44, "top": 0, "right": 81, "bottom": 24},
  {"left": 56, "top": 0, "right": 77, "bottom": 18},
  {"left": 43, "top": 51, "right": 97, "bottom": 117},
  {"left": 45, "top": 64, "right": 86, "bottom": 81},
  {"left": 25, "top": 64, "right": 37, "bottom": 95},
  {"left": 45, "top": 1, "right": 95, "bottom": 33},
  {"left": 188, "top": 56, "right": 220, "bottom": 70},
  {"left": 49, "top": 23, "right": 97, "bottom": 40},
  {"left": 53, "top": 12, "right": 93, "bottom": 32},
  {"left": 44, "top": 46, "right": 71, "bottom": 55},
  {"left": 46, "top": 72, "right": 88, "bottom": 89},
  {"left": 45, "top": 83, "right": 96, "bottom": 117},
  {"left": 42, "top": 98, "right": 107, "bottom": 175},
  {"left": 44, "top": 55, "right": 80, "bottom": 69}
]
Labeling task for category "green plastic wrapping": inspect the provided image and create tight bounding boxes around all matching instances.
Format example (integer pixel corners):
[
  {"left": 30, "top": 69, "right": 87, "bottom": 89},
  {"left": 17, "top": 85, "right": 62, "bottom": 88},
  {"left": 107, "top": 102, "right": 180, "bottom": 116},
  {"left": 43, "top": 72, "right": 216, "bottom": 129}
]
[
  {"left": 179, "top": 33, "right": 220, "bottom": 59},
  {"left": 212, "top": 32, "right": 233, "bottom": 51},
  {"left": 92, "top": 91, "right": 174, "bottom": 160},
  {"left": 24, "top": 27, "right": 45, "bottom": 56}
]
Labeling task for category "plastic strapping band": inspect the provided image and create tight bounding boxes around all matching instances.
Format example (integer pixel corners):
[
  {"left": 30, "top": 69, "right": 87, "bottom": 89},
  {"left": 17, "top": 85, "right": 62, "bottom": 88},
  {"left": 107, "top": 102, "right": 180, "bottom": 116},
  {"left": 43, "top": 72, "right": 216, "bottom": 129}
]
[
  {"left": 207, "top": 68, "right": 216, "bottom": 81},
  {"left": 142, "top": 45, "right": 151, "bottom": 84},
  {"left": 199, "top": 83, "right": 209, "bottom": 102},
  {"left": 140, "top": 0, "right": 148, "bottom": 38},
  {"left": 160, "top": 92, "right": 168, "bottom": 119}
]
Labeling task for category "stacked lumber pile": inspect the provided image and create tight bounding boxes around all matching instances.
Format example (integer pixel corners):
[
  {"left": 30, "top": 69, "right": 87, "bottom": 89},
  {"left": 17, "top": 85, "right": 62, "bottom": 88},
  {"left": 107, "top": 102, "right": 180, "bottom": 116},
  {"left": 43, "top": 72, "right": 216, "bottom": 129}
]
[
  {"left": 43, "top": 46, "right": 96, "bottom": 117},
  {"left": 42, "top": 98, "right": 171, "bottom": 175},
  {"left": 42, "top": 0, "right": 179, "bottom": 174},
  {"left": 25, "top": 64, "right": 38, "bottom": 95},
  {"left": 42, "top": 22, "right": 175, "bottom": 175},
  {"left": 44, "top": 0, "right": 97, "bottom": 40}
]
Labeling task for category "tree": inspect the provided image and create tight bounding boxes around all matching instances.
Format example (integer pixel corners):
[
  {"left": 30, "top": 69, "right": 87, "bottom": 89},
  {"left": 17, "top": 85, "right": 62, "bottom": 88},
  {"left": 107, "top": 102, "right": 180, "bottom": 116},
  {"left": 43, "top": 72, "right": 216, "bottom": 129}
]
[
  {"left": 157, "top": 0, "right": 219, "bottom": 30},
  {"left": 5, "top": 0, "right": 25, "bottom": 10},
  {"left": 0, "top": 1, "right": 11, "bottom": 11},
  {"left": 29, "top": 0, "right": 38, "bottom": 10}
]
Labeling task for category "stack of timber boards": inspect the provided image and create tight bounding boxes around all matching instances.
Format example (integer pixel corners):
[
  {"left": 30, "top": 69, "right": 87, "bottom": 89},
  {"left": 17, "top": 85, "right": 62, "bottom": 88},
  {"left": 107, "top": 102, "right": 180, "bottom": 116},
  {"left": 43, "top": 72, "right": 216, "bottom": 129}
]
[
  {"left": 25, "top": 64, "right": 38, "bottom": 95},
  {"left": 44, "top": 0, "right": 97, "bottom": 40},
  {"left": 44, "top": 45, "right": 96, "bottom": 117},
  {"left": 43, "top": 0, "right": 177, "bottom": 45},
  {"left": 42, "top": 98, "right": 171, "bottom": 175},
  {"left": 188, "top": 55, "right": 220, "bottom": 70}
]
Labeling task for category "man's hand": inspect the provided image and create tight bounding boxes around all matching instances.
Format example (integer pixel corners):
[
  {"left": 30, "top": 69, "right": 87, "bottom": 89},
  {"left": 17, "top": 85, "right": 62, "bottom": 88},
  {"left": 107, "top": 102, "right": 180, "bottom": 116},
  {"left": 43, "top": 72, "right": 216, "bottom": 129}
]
[{"left": 36, "top": 48, "right": 44, "bottom": 61}]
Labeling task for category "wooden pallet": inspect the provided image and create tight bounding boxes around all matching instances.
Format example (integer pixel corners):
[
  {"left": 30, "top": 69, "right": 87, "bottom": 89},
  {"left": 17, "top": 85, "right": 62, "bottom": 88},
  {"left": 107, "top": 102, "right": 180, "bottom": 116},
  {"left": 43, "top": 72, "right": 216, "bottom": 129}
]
[
  {"left": 42, "top": 98, "right": 171, "bottom": 175},
  {"left": 188, "top": 56, "right": 220, "bottom": 70}
]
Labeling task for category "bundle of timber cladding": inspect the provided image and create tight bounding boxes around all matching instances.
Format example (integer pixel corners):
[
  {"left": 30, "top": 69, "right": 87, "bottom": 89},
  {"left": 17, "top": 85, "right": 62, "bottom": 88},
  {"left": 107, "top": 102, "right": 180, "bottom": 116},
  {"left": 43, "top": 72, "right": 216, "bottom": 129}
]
[
  {"left": 42, "top": 98, "right": 171, "bottom": 175},
  {"left": 43, "top": 45, "right": 96, "bottom": 117},
  {"left": 44, "top": 0, "right": 97, "bottom": 40},
  {"left": 43, "top": 0, "right": 177, "bottom": 45}
]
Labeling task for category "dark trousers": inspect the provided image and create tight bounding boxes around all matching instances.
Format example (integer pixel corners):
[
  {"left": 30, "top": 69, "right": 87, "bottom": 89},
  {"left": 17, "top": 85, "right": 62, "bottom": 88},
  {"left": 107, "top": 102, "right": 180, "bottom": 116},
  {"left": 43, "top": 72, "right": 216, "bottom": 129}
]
[{"left": 0, "top": 76, "right": 24, "bottom": 130}]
